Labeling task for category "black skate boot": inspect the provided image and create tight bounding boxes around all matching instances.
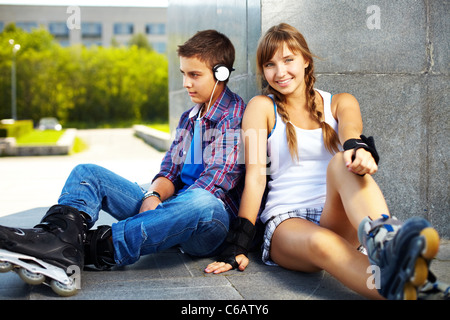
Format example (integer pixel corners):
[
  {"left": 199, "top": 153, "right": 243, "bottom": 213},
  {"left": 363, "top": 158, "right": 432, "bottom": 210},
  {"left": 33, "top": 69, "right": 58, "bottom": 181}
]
[
  {"left": 84, "top": 225, "right": 116, "bottom": 270},
  {"left": 0, "top": 205, "right": 87, "bottom": 296}
]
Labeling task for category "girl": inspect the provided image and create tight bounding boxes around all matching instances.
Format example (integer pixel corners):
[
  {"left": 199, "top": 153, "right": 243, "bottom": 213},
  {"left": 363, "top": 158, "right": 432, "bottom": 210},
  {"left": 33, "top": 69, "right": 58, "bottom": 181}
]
[{"left": 205, "top": 23, "right": 440, "bottom": 300}]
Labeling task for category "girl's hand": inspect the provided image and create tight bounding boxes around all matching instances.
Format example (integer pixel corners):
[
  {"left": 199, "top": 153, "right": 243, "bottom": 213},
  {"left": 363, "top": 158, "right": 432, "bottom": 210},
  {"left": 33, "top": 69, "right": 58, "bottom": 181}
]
[
  {"left": 204, "top": 254, "right": 249, "bottom": 274},
  {"left": 343, "top": 148, "right": 378, "bottom": 176}
]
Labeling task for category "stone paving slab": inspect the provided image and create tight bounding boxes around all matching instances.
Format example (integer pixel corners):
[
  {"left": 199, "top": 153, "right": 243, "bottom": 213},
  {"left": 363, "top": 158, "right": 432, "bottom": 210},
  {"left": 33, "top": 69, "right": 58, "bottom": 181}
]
[
  {"left": 0, "top": 208, "right": 363, "bottom": 301},
  {"left": 0, "top": 129, "right": 447, "bottom": 305}
]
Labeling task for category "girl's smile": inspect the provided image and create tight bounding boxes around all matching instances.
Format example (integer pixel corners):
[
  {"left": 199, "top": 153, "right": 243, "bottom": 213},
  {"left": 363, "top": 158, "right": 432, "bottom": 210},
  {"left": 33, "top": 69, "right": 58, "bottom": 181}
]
[
  {"left": 276, "top": 78, "right": 293, "bottom": 87},
  {"left": 263, "top": 44, "right": 309, "bottom": 95}
]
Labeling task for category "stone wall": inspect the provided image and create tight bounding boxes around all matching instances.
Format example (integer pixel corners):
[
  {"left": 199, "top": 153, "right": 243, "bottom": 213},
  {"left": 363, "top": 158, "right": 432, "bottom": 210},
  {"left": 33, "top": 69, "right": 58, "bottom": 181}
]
[
  {"left": 167, "top": 0, "right": 261, "bottom": 130},
  {"left": 260, "top": 0, "right": 449, "bottom": 237},
  {"left": 167, "top": 0, "right": 449, "bottom": 237}
]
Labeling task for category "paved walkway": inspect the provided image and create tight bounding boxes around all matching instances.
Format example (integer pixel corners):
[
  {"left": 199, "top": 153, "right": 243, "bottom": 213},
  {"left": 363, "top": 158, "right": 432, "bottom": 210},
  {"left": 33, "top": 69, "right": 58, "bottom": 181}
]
[
  {"left": 0, "top": 129, "right": 164, "bottom": 217},
  {"left": 0, "top": 129, "right": 448, "bottom": 304}
]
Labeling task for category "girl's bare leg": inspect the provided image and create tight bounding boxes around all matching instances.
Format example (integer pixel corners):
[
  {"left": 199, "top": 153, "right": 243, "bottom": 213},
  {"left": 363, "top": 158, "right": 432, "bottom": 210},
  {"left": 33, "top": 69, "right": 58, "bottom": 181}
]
[
  {"left": 270, "top": 218, "right": 383, "bottom": 299},
  {"left": 320, "top": 152, "right": 390, "bottom": 246},
  {"left": 270, "top": 152, "right": 391, "bottom": 299}
]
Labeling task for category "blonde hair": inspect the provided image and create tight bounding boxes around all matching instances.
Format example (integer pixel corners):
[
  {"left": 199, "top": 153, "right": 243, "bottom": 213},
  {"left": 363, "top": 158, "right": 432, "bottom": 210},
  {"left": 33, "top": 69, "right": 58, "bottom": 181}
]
[{"left": 256, "top": 23, "right": 339, "bottom": 160}]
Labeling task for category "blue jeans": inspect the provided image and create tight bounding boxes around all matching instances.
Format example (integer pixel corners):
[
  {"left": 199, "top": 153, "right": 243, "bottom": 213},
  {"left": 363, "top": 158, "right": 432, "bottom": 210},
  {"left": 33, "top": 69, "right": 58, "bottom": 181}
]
[{"left": 58, "top": 164, "right": 231, "bottom": 266}]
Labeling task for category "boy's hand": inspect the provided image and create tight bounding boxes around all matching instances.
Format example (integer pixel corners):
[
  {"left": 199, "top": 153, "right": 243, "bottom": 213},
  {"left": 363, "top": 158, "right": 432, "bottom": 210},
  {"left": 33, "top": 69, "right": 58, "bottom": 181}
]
[
  {"left": 204, "top": 254, "right": 249, "bottom": 274},
  {"left": 139, "top": 197, "right": 161, "bottom": 213}
]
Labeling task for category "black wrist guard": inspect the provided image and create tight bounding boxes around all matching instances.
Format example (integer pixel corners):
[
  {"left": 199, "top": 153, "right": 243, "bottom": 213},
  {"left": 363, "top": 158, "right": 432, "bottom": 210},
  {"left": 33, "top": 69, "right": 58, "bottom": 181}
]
[
  {"left": 343, "top": 135, "right": 380, "bottom": 164},
  {"left": 217, "top": 217, "right": 256, "bottom": 269}
]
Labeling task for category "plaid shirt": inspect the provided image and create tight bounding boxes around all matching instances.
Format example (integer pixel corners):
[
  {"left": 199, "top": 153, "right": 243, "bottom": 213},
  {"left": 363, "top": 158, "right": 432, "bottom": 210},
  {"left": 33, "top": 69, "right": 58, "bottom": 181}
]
[{"left": 153, "top": 86, "right": 246, "bottom": 216}]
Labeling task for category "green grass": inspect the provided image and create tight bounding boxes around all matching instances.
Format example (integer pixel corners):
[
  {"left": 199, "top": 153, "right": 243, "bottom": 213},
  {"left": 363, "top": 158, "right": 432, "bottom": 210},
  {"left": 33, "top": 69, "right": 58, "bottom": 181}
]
[
  {"left": 64, "top": 120, "right": 170, "bottom": 130},
  {"left": 14, "top": 124, "right": 167, "bottom": 155},
  {"left": 148, "top": 123, "right": 170, "bottom": 133},
  {"left": 69, "top": 136, "right": 89, "bottom": 155},
  {"left": 16, "top": 130, "right": 65, "bottom": 145},
  {"left": 15, "top": 130, "right": 88, "bottom": 155}
]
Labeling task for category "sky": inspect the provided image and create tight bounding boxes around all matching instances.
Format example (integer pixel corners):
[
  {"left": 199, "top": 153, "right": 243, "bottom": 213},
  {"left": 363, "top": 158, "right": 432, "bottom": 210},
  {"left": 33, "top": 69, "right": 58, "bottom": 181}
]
[{"left": 0, "top": 0, "right": 168, "bottom": 7}]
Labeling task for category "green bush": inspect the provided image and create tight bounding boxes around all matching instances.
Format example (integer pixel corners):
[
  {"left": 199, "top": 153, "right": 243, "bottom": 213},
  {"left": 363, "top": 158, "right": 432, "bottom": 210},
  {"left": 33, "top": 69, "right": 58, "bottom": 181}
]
[
  {"left": 0, "top": 24, "right": 168, "bottom": 127},
  {"left": 0, "top": 119, "right": 33, "bottom": 138}
]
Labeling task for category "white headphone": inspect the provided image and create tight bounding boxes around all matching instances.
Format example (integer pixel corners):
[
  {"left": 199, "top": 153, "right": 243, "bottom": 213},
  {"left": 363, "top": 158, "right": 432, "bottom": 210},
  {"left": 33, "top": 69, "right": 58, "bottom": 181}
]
[
  {"left": 213, "top": 64, "right": 233, "bottom": 82},
  {"left": 204, "top": 64, "right": 234, "bottom": 114}
]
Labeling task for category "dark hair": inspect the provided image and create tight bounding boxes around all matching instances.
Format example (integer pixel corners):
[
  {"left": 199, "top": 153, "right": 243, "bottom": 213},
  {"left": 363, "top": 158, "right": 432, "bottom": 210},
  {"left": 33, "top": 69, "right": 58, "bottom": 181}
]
[{"left": 177, "top": 30, "right": 235, "bottom": 82}]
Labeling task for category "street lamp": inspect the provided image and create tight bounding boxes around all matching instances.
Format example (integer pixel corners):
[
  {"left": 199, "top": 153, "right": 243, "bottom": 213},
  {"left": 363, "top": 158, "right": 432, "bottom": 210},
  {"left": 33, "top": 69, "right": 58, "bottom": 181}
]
[{"left": 9, "top": 39, "right": 21, "bottom": 121}]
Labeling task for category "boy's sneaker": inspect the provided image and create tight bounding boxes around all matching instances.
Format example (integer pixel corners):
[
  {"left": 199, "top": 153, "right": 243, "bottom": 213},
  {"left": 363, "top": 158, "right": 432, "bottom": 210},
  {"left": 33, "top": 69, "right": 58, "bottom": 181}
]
[{"left": 358, "top": 214, "right": 440, "bottom": 300}]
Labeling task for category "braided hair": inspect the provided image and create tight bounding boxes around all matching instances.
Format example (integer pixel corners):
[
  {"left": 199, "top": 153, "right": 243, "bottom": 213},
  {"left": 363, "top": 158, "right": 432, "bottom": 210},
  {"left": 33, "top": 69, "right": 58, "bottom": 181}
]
[{"left": 256, "top": 23, "right": 339, "bottom": 161}]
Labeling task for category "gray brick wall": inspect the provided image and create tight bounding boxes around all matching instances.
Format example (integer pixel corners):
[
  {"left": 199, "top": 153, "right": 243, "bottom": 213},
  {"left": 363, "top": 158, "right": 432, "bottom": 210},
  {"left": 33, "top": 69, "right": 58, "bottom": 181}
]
[{"left": 168, "top": 0, "right": 449, "bottom": 237}]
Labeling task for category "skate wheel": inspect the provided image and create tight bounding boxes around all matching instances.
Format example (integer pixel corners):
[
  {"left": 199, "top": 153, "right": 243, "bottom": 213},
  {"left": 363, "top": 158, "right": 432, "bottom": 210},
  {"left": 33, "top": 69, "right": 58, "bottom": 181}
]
[
  {"left": 50, "top": 279, "right": 78, "bottom": 297},
  {"left": 420, "top": 227, "right": 440, "bottom": 259},
  {"left": 0, "top": 261, "right": 13, "bottom": 273},
  {"left": 403, "top": 282, "right": 417, "bottom": 300},
  {"left": 18, "top": 267, "right": 45, "bottom": 285},
  {"left": 410, "top": 257, "right": 428, "bottom": 286}
]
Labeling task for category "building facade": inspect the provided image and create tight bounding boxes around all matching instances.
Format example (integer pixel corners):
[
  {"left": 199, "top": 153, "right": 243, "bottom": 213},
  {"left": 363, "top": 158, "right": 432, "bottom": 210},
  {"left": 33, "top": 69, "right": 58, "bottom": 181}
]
[{"left": 0, "top": 5, "right": 167, "bottom": 53}]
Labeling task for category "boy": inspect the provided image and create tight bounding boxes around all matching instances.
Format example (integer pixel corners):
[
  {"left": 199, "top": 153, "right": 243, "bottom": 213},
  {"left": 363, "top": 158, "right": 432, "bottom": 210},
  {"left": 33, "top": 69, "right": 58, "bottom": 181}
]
[{"left": 0, "top": 30, "right": 246, "bottom": 296}]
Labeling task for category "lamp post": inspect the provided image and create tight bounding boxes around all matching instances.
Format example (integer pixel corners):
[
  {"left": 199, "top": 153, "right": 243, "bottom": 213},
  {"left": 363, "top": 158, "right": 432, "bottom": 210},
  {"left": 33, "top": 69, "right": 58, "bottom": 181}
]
[{"left": 9, "top": 39, "right": 20, "bottom": 121}]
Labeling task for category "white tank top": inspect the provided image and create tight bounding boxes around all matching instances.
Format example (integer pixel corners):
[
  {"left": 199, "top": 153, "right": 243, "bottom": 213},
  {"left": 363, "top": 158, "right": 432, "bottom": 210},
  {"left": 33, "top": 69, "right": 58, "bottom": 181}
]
[{"left": 260, "top": 89, "right": 339, "bottom": 223}]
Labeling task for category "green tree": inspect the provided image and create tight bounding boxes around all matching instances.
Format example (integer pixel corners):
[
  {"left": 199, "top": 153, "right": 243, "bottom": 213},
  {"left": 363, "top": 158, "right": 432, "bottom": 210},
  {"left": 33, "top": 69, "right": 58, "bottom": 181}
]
[
  {"left": 128, "top": 33, "right": 153, "bottom": 51},
  {"left": 0, "top": 24, "right": 168, "bottom": 127}
]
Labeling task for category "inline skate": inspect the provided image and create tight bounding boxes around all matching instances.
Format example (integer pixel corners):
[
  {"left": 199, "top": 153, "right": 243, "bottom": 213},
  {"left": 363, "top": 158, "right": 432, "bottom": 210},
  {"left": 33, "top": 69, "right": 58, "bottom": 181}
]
[
  {"left": 0, "top": 205, "right": 86, "bottom": 296},
  {"left": 358, "top": 214, "right": 440, "bottom": 300}
]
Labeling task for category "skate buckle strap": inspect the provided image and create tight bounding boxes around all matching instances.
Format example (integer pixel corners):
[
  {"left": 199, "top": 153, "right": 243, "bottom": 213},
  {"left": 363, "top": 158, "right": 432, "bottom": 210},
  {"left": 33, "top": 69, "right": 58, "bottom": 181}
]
[
  {"left": 366, "top": 214, "right": 401, "bottom": 233},
  {"left": 86, "top": 225, "right": 115, "bottom": 270},
  {"left": 34, "top": 221, "right": 62, "bottom": 233},
  {"left": 366, "top": 214, "right": 402, "bottom": 248}
]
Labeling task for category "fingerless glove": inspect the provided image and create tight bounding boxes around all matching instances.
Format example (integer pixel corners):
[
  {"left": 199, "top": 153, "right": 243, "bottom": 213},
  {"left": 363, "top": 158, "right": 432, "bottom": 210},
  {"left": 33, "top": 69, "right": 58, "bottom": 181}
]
[
  {"left": 343, "top": 135, "right": 380, "bottom": 164},
  {"left": 217, "top": 217, "right": 256, "bottom": 269}
]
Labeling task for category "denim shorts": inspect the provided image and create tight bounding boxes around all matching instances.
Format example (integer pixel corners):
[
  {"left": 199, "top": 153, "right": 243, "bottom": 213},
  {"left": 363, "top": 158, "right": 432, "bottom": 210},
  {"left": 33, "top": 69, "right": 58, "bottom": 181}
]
[{"left": 262, "top": 208, "right": 322, "bottom": 266}]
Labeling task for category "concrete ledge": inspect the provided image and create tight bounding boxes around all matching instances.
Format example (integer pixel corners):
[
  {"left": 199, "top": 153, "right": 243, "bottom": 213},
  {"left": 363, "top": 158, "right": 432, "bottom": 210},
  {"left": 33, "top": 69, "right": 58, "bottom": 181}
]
[
  {"left": 134, "top": 125, "right": 171, "bottom": 151},
  {"left": 0, "top": 129, "right": 77, "bottom": 157},
  {"left": 0, "top": 137, "right": 16, "bottom": 156}
]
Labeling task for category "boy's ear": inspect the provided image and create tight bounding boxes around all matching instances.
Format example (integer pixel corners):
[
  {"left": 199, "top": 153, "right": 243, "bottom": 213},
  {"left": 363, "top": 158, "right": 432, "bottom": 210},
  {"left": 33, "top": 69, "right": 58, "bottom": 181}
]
[{"left": 213, "top": 64, "right": 233, "bottom": 82}]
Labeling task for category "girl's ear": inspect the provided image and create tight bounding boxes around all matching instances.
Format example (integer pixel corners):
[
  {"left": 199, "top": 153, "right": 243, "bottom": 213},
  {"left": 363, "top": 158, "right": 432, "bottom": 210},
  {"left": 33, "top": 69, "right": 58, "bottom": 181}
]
[{"left": 303, "top": 55, "right": 311, "bottom": 69}]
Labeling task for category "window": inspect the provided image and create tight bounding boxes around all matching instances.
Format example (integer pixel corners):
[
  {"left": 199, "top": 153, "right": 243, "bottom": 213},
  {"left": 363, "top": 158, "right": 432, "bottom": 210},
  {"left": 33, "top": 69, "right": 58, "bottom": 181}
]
[
  {"left": 58, "top": 39, "right": 71, "bottom": 47},
  {"left": 151, "top": 42, "right": 166, "bottom": 54},
  {"left": 81, "top": 22, "right": 102, "bottom": 47},
  {"left": 16, "top": 22, "right": 38, "bottom": 32},
  {"left": 49, "top": 22, "right": 69, "bottom": 37},
  {"left": 81, "top": 22, "right": 102, "bottom": 37},
  {"left": 82, "top": 39, "right": 102, "bottom": 47},
  {"left": 145, "top": 23, "right": 165, "bottom": 35},
  {"left": 114, "top": 23, "right": 134, "bottom": 35}
]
